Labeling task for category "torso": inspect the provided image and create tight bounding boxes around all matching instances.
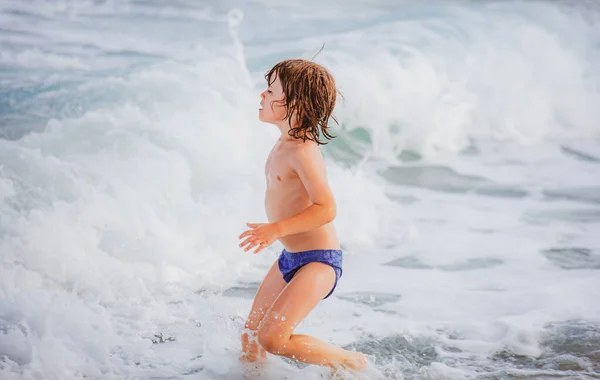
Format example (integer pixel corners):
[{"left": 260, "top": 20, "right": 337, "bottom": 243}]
[{"left": 264, "top": 139, "right": 340, "bottom": 253}]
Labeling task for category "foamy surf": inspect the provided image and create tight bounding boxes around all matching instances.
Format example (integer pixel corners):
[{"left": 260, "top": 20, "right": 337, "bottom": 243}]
[{"left": 1, "top": 0, "right": 599, "bottom": 379}]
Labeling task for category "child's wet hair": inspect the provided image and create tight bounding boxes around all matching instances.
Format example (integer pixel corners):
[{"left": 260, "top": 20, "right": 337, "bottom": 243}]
[{"left": 265, "top": 59, "right": 339, "bottom": 145}]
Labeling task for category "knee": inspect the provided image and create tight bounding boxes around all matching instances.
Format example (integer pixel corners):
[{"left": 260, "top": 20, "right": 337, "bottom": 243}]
[{"left": 257, "top": 328, "right": 289, "bottom": 355}]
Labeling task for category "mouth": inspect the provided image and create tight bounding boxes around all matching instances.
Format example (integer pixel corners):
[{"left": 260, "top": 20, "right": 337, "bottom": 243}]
[{"left": 259, "top": 104, "right": 263, "bottom": 111}]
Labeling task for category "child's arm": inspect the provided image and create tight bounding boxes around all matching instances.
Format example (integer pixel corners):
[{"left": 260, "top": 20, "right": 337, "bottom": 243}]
[{"left": 238, "top": 146, "right": 336, "bottom": 254}]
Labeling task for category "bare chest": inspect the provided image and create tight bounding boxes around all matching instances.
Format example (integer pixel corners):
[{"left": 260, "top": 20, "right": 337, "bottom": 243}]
[{"left": 264, "top": 147, "right": 301, "bottom": 191}]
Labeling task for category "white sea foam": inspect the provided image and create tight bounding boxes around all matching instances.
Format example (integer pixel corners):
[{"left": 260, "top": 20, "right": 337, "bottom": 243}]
[{"left": 1, "top": 1, "right": 599, "bottom": 379}]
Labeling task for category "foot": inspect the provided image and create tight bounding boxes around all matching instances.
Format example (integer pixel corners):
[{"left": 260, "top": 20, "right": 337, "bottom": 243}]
[
  {"left": 328, "top": 352, "right": 368, "bottom": 379},
  {"left": 342, "top": 351, "right": 368, "bottom": 370},
  {"left": 241, "top": 353, "right": 269, "bottom": 380},
  {"left": 240, "top": 335, "right": 267, "bottom": 364},
  {"left": 239, "top": 350, "right": 267, "bottom": 364}
]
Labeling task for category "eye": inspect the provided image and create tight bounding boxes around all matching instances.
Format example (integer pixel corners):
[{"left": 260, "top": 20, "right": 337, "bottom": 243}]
[{"left": 267, "top": 90, "right": 272, "bottom": 94}]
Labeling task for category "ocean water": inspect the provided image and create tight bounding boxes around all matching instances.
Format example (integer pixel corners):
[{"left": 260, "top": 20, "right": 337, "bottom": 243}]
[{"left": 1, "top": 0, "right": 600, "bottom": 379}]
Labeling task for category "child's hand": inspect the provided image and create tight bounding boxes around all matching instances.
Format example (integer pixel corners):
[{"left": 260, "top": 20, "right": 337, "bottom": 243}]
[{"left": 238, "top": 223, "right": 280, "bottom": 254}]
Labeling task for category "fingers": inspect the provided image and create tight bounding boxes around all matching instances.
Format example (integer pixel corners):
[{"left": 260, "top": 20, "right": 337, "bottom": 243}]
[
  {"left": 238, "top": 230, "right": 253, "bottom": 240},
  {"left": 251, "top": 238, "right": 273, "bottom": 254},
  {"left": 240, "top": 236, "right": 271, "bottom": 253},
  {"left": 239, "top": 237, "right": 250, "bottom": 248},
  {"left": 239, "top": 235, "right": 257, "bottom": 248},
  {"left": 243, "top": 238, "right": 262, "bottom": 252},
  {"left": 239, "top": 223, "right": 270, "bottom": 254},
  {"left": 241, "top": 239, "right": 272, "bottom": 254},
  {"left": 239, "top": 223, "right": 263, "bottom": 239}
]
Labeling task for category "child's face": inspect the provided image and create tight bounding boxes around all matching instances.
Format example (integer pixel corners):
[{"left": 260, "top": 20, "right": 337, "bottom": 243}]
[{"left": 259, "top": 73, "right": 287, "bottom": 125}]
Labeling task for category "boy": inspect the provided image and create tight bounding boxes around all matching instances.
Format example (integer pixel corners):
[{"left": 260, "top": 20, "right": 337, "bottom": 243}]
[{"left": 238, "top": 59, "right": 367, "bottom": 371}]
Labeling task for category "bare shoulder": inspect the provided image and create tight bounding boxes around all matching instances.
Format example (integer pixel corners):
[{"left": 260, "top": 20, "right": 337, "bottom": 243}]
[{"left": 288, "top": 141, "right": 324, "bottom": 170}]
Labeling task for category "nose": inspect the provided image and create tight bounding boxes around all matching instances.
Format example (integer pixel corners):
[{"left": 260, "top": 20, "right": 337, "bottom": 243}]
[{"left": 260, "top": 91, "right": 266, "bottom": 100}]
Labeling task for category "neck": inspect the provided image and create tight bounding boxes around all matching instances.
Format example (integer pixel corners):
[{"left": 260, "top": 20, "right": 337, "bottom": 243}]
[{"left": 275, "top": 119, "right": 295, "bottom": 141}]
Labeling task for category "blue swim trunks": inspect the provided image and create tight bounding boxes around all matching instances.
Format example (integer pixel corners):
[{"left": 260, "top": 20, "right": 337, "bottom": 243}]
[{"left": 278, "top": 249, "right": 343, "bottom": 299}]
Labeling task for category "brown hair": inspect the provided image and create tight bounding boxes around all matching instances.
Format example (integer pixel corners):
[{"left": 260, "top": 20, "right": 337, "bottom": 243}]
[{"left": 265, "top": 59, "right": 338, "bottom": 145}]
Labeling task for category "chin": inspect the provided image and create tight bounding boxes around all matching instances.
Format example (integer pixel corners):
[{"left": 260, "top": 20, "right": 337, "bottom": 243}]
[{"left": 259, "top": 115, "right": 273, "bottom": 123}]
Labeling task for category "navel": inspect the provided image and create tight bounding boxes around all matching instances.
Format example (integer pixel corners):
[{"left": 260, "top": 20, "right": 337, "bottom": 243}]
[{"left": 277, "top": 175, "right": 281, "bottom": 181}]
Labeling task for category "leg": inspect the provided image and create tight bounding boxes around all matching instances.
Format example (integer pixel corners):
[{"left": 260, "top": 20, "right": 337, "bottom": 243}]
[
  {"left": 256, "top": 262, "right": 367, "bottom": 370},
  {"left": 240, "top": 259, "right": 287, "bottom": 363}
]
